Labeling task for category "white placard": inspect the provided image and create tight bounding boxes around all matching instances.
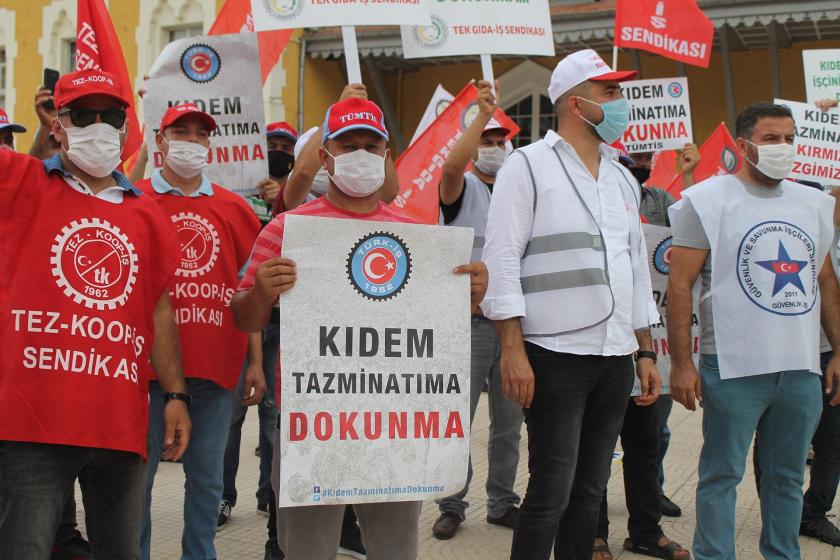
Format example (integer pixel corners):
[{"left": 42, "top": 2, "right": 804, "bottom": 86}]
[
  {"left": 775, "top": 98, "right": 840, "bottom": 185},
  {"left": 143, "top": 34, "right": 267, "bottom": 197},
  {"left": 400, "top": 0, "right": 554, "bottom": 59},
  {"left": 409, "top": 85, "right": 454, "bottom": 146},
  {"left": 803, "top": 49, "right": 840, "bottom": 104},
  {"left": 632, "top": 224, "right": 700, "bottom": 396},
  {"left": 620, "top": 77, "right": 693, "bottom": 153},
  {"left": 251, "top": 0, "right": 431, "bottom": 31},
  {"left": 277, "top": 216, "right": 472, "bottom": 506}
]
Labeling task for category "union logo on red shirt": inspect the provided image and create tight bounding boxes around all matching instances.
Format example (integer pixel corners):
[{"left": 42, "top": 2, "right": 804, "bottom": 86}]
[{"left": 171, "top": 212, "right": 221, "bottom": 278}]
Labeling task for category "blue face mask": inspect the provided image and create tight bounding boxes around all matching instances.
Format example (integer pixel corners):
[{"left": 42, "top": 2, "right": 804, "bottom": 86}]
[{"left": 576, "top": 97, "right": 630, "bottom": 144}]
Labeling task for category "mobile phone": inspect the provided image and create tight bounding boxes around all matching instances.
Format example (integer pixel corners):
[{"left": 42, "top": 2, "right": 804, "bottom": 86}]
[{"left": 43, "top": 68, "right": 60, "bottom": 111}]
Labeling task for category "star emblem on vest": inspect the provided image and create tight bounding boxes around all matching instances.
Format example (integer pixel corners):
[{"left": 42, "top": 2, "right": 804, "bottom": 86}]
[
  {"left": 737, "top": 221, "right": 817, "bottom": 316},
  {"left": 50, "top": 218, "right": 139, "bottom": 310},
  {"left": 347, "top": 232, "right": 411, "bottom": 301},
  {"left": 171, "top": 212, "right": 220, "bottom": 278},
  {"left": 755, "top": 241, "right": 808, "bottom": 297}
]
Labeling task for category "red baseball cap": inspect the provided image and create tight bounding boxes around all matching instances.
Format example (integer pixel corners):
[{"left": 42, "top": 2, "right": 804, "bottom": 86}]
[
  {"left": 322, "top": 98, "right": 389, "bottom": 142},
  {"left": 54, "top": 69, "right": 131, "bottom": 109},
  {"left": 160, "top": 103, "right": 218, "bottom": 132},
  {"left": 267, "top": 121, "right": 298, "bottom": 142},
  {"left": 0, "top": 108, "right": 26, "bottom": 133}
]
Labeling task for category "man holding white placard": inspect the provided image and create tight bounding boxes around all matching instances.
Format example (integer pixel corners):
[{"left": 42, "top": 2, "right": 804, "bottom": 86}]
[
  {"left": 232, "top": 97, "right": 488, "bottom": 560},
  {"left": 481, "top": 49, "right": 661, "bottom": 560},
  {"left": 432, "top": 79, "right": 524, "bottom": 541}
]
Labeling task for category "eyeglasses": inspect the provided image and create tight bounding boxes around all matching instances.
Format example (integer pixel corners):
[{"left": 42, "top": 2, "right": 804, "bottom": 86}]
[{"left": 58, "top": 107, "right": 127, "bottom": 129}]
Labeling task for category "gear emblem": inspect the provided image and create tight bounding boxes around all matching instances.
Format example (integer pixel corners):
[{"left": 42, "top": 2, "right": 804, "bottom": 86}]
[
  {"left": 652, "top": 235, "right": 673, "bottom": 275},
  {"left": 346, "top": 232, "right": 411, "bottom": 301},
  {"left": 50, "top": 218, "right": 139, "bottom": 311},
  {"left": 172, "top": 212, "right": 220, "bottom": 278}
]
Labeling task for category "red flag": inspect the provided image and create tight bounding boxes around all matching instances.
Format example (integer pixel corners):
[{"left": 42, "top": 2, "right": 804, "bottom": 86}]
[
  {"left": 667, "top": 123, "right": 742, "bottom": 197},
  {"left": 391, "top": 84, "right": 520, "bottom": 224},
  {"left": 75, "top": 0, "right": 142, "bottom": 161},
  {"left": 645, "top": 149, "right": 679, "bottom": 190},
  {"left": 209, "top": 0, "right": 292, "bottom": 83},
  {"left": 614, "top": 0, "right": 714, "bottom": 68}
]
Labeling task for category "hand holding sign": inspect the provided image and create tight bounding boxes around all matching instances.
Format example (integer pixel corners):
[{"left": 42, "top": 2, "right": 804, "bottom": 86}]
[
  {"left": 476, "top": 80, "right": 500, "bottom": 117},
  {"left": 255, "top": 257, "right": 297, "bottom": 304}
]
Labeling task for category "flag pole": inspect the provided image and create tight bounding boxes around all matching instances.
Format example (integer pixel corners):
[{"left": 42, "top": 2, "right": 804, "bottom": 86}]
[
  {"left": 480, "top": 54, "right": 495, "bottom": 96},
  {"left": 342, "top": 26, "right": 363, "bottom": 84},
  {"left": 612, "top": 46, "right": 618, "bottom": 71}
]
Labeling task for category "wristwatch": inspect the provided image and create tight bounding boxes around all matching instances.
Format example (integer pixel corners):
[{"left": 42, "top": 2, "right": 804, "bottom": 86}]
[
  {"left": 163, "top": 392, "right": 192, "bottom": 408},
  {"left": 635, "top": 351, "right": 658, "bottom": 364}
]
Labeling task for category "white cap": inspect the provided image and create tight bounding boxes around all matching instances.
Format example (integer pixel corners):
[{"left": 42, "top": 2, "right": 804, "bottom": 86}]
[
  {"left": 294, "top": 126, "right": 320, "bottom": 160},
  {"left": 483, "top": 117, "right": 510, "bottom": 136},
  {"left": 547, "top": 49, "right": 638, "bottom": 104}
]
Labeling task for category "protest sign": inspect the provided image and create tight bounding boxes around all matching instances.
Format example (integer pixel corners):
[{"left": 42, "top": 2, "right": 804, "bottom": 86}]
[
  {"left": 143, "top": 33, "right": 267, "bottom": 197},
  {"left": 391, "top": 83, "right": 520, "bottom": 224},
  {"left": 775, "top": 98, "right": 840, "bottom": 185},
  {"left": 632, "top": 224, "right": 700, "bottom": 395},
  {"left": 400, "top": 0, "right": 554, "bottom": 59},
  {"left": 621, "top": 77, "right": 692, "bottom": 153},
  {"left": 251, "top": 0, "right": 430, "bottom": 31},
  {"left": 803, "top": 49, "right": 840, "bottom": 104},
  {"left": 410, "top": 85, "right": 454, "bottom": 146},
  {"left": 614, "top": 0, "right": 713, "bottom": 68},
  {"left": 277, "top": 216, "right": 473, "bottom": 506},
  {"left": 666, "top": 123, "right": 741, "bottom": 198}
]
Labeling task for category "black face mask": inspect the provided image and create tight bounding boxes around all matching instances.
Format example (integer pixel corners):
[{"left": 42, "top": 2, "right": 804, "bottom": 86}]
[
  {"left": 630, "top": 166, "right": 651, "bottom": 186},
  {"left": 268, "top": 150, "right": 294, "bottom": 179}
]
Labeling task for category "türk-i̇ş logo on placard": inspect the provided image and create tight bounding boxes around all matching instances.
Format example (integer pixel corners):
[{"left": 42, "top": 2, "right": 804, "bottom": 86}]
[
  {"left": 263, "top": 0, "right": 304, "bottom": 22},
  {"left": 737, "top": 221, "right": 818, "bottom": 316},
  {"left": 172, "top": 212, "right": 220, "bottom": 278},
  {"left": 653, "top": 236, "right": 673, "bottom": 275},
  {"left": 180, "top": 44, "right": 221, "bottom": 83},
  {"left": 347, "top": 232, "right": 411, "bottom": 300},
  {"left": 50, "top": 218, "right": 139, "bottom": 310}
]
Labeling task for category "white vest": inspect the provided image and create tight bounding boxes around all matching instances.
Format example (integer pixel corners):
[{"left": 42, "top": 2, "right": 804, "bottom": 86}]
[
  {"left": 442, "top": 172, "right": 491, "bottom": 262},
  {"left": 515, "top": 142, "right": 643, "bottom": 337},
  {"left": 680, "top": 176, "right": 834, "bottom": 379}
]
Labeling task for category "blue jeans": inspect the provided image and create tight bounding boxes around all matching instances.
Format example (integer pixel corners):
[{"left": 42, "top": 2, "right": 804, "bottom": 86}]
[
  {"left": 694, "top": 354, "right": 821, "bottom": 560},
  {"left": 222, "top": 312, "right": 279, "bottom": 507},
  {"left": 436, "top": 317, "right": 523, "bottom": 519},
  {"left": 0, "top": 441, "right": 146, "bottom": 559},
  {"left": 140, "top": 379, "right": 234, "bottom": 560}
]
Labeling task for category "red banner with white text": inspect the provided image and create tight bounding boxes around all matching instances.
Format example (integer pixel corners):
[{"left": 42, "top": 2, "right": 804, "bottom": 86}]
[
  {"left": 75, "top": 0, "right": 142, "bottom": 160},
  {"left": 391, "top": 84, "right": 520, "bottom": 224},
  {"left": 615, "top": 0, "right": 714, "bottom": 68}
]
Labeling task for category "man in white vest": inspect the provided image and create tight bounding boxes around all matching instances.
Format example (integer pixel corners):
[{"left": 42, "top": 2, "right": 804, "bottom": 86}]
[
  {"left": 431, "top": 79, "right": 525, "bottom": 541},
  {"left": 481, "top": 49, "right": 662, "bottom": 560},
  {"left": 667, "top": 101, "right": 840, "bottom": 560}
]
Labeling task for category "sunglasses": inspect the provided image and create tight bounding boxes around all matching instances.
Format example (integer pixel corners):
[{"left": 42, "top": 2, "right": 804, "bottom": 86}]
[{"left": 58, "top": 107, "right": 127, "bottom": 129}]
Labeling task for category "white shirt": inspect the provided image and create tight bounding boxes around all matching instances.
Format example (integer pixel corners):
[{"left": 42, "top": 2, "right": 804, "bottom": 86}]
[{"left": 481, "top": 130, "right": 657, "bottom": 356}]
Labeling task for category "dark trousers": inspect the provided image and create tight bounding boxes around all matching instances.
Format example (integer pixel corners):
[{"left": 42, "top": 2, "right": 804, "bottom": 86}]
[
  {"left": 596, "top": 399, "right": 663, "bottom": 544},
  {"left": 0, "top": 440, "right": 146, "bottom": 560},
  {"left": 754, "top": 351, "right": 839, "bottom": 523},
  {"left": 55, "top": 495, "right": 80, "bottom": 544},
  {"left": 510, "top": 345, "right": 635, "bottom": 560}
]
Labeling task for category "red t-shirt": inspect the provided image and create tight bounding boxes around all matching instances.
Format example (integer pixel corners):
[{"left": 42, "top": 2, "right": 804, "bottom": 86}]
[
  {"left": 0, "top": 151, "right": 178, "bottom": 458},
  {"left": 137, "top": 178, "right": 261, "bottom": 389},
  {"left": 238, "top": 196, "right": 413, "bottom": 402}
]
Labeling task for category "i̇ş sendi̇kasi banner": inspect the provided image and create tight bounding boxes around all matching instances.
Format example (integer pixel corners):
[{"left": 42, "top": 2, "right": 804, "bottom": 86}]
[
  {"left": 143, "top": 33, "right": 267, "bottom": 197},
  {"left": 775, "top": 98, "right": 840, "bottom": 185},
  {"left": 251, "top": 0, "right": 431, "bottom": 31},
  {"left": 400, "top": 0, "right": 554, "bottom": 58},
  {"left": 621, "top": 77, "right": 692, "bottom": 153},
  {"left": 277, "top": 216, "right": 472, "bottom": 506}
]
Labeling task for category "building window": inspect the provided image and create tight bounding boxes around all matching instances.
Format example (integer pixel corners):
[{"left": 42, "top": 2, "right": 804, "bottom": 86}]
[
  {"left": 165, "top": 25, "right": 203, "bottom": 45},
  {"left": 64, "top": 40, "right": 76, "bottom": 73},
  {"left": 504, "top": 94, "right": 555, "bottom": 149},
  {"left": 0, "top": 49, "right": 6, "bottom": 109}
]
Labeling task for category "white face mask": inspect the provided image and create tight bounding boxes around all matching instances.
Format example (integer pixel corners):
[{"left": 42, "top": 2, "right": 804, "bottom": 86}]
[
  {"left": 164, "top": 138, "right": 209, "bottom": 179},
  {"left": 61, "top": 122, "right": 122, "bottom": 178},
  {"left": 745, "top": 140, "right": 795, "bottom": 181},
  {"left": 326, "top": 149, "right": 386, "bottom": 198},
  {"left": 311, "top": 168, "right": 330, "bottom": 196},
  {"left": 473, "top": 146, "right": 506, "bottom": 175}
]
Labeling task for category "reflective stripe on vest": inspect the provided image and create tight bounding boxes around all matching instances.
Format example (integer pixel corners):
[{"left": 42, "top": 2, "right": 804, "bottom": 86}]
[
  {"left": 521, "top": 268, "right": 609, "bottom": 294},
  {"left": 524, "top": 232, "right": 603, "bottom": 257}
]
